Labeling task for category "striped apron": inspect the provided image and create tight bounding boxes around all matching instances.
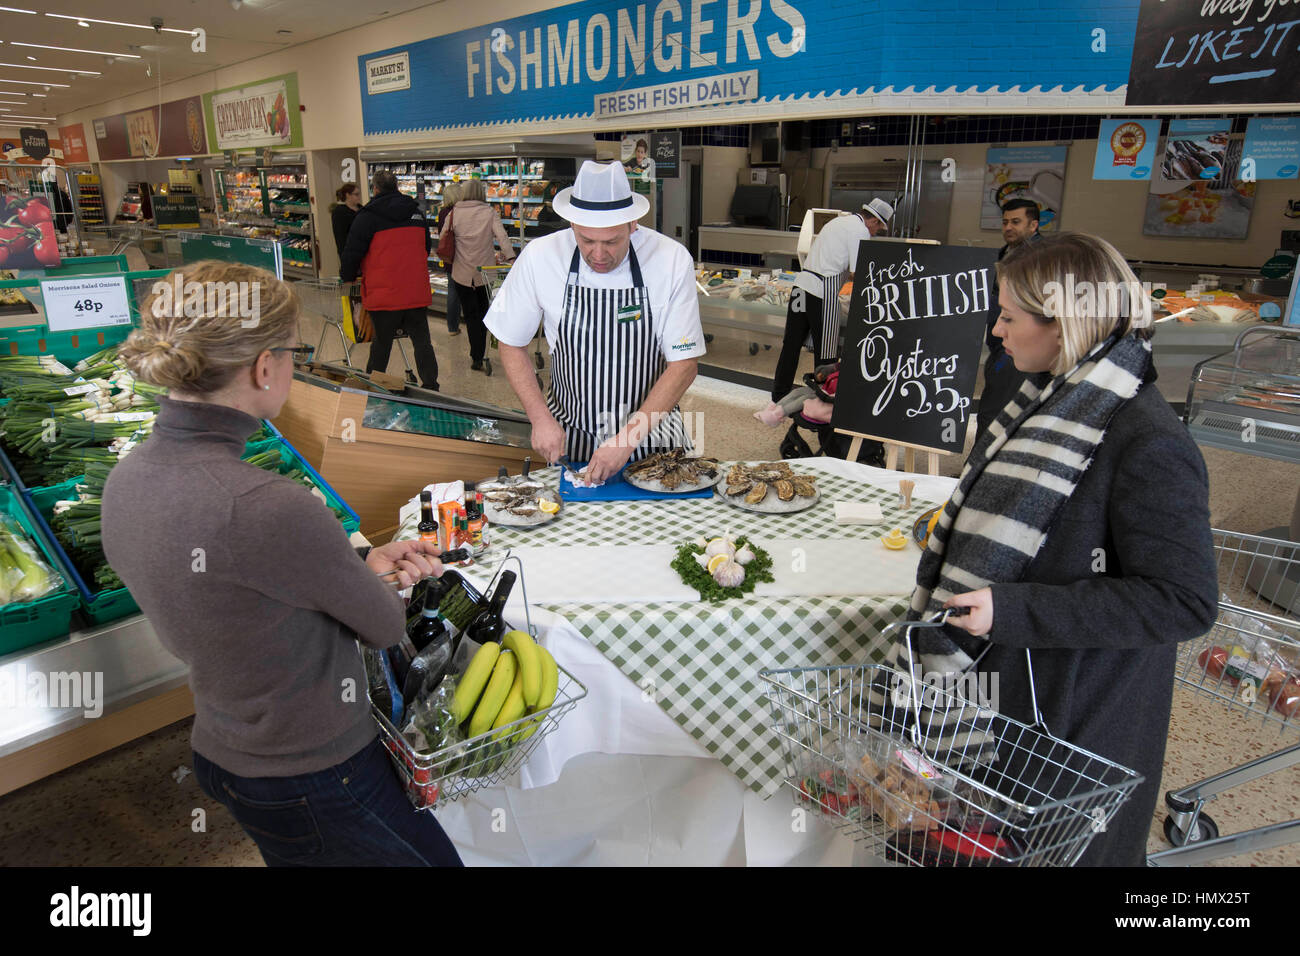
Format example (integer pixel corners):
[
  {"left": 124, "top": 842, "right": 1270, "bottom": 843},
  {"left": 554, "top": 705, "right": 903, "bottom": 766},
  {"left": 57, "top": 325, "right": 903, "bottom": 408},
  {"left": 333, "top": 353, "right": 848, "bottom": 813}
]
[
  {"left": 547, "top": 246, "right": 691, "bottom": 462},
  {"left": 796, "top": 269, "right": 847, "bottom": 361}
]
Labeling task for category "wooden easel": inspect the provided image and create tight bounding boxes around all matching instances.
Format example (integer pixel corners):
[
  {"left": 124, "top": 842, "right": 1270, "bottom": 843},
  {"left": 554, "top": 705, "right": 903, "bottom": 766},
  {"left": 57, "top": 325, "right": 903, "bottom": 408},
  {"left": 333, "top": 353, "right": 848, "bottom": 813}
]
[{"left": 838, "top": 429, "right": 948, "bottom": 476}]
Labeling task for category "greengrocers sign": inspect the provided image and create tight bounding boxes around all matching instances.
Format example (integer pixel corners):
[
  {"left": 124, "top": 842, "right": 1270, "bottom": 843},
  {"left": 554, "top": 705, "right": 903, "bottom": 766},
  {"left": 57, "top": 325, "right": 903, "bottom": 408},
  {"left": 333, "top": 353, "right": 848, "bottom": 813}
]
[
  {"left": 202, "top": 74, "right": 303, "bottom": 150},
  {"left": 358, "top": 0, "right": 1140, "bottom": 135}
]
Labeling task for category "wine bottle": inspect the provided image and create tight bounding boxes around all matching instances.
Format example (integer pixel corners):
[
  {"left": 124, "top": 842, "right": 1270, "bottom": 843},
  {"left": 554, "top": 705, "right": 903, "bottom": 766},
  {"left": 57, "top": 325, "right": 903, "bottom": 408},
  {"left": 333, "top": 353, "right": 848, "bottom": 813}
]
[
  {"left": 467, "top": 570, "right": 516, "bottom": 645},
  {"left": 418, "top": 490, "right": 438, "bottom": 543},
  {"left": 406, "top": 603, "right": 448, "bottom": 653}
]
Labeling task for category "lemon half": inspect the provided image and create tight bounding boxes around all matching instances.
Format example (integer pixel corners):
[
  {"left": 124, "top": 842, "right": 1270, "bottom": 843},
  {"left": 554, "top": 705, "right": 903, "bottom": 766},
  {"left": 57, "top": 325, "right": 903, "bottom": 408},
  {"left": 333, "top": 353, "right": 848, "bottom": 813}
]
[
  {"left": 707, "top": 553, "right": 730, "bottom": 574},
  {"left": 538, "top": 498, "right": 560, "bottom": 514}
]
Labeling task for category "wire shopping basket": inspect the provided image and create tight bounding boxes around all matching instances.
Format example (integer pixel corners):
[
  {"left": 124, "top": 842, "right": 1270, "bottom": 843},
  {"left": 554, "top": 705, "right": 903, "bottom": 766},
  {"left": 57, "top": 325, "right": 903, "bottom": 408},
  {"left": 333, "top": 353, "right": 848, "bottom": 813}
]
[
  {"left": 1150, "top": 529, "right": 1300, "bottom": 864},
  {"left": 760, "top": 611, "right": 1144, "bottom": 867},
  {"left": 368, "top": 554, "right": 587, "bottom": 811}
]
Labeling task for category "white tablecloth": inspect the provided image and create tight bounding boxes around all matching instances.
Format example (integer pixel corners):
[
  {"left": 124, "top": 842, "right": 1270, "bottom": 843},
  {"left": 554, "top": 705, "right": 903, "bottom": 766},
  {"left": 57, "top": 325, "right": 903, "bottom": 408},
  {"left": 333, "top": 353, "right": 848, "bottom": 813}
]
[{"left": 437, "top": 458, "right": 959, "bottom": 865}]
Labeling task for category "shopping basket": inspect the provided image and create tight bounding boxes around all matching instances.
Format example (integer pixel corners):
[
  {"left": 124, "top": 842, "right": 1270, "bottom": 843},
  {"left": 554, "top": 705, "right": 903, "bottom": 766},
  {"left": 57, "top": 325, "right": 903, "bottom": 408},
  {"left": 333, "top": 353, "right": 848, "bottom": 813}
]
[
  {"left": 1149, "top": 528, "right": 1300, "bottom": 865},
  {"left": 760, "top": 611, "right": 1144, "bottom": 867},
  {"left": 369, "top": 554, "right": 587, "bottom": 811}
]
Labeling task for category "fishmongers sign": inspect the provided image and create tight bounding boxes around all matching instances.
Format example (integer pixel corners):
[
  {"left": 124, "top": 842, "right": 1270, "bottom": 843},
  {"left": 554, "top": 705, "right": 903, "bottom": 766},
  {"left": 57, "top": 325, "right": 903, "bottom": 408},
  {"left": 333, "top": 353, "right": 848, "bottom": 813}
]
[{"left": 594, "top": 70, "right": 757, "bottom": 118}]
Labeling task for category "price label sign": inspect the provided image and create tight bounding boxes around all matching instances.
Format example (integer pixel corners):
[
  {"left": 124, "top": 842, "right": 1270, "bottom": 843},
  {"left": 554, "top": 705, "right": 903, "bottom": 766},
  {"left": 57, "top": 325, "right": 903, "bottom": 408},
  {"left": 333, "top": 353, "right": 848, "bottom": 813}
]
[{"left": 39, "top": 276, "right": 133, "bottom": 332}]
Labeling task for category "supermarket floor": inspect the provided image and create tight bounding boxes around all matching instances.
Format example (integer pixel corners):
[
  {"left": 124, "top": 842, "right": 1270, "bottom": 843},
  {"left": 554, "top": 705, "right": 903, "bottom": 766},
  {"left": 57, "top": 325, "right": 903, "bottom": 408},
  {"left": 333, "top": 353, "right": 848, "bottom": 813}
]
[{"left": 0, "top": 305, "right": 1296, "bottom": 867}]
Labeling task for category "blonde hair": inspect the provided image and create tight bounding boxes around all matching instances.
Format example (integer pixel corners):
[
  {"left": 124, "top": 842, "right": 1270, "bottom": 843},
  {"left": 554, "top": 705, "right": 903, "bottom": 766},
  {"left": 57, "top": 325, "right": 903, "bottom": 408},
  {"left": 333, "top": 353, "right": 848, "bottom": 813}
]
[
  {"left": 122, "top": 260, "right": 299, "bottom": 394},
  {"left": 441, "top": 182, "right": 462, "bottom": 211},
  {"left": 997, "top": 232, "right": 1152, "bottom": 376},
  {"left": 459, "top": 178, "right": 486, "bottom": 203}
]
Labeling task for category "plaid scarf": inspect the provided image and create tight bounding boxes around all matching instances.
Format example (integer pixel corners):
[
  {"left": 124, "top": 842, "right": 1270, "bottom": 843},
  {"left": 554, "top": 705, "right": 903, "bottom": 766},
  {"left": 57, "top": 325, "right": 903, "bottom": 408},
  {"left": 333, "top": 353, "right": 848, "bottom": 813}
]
[{"left": 866, "top": 331, "right": 1152, "bottom": 763}]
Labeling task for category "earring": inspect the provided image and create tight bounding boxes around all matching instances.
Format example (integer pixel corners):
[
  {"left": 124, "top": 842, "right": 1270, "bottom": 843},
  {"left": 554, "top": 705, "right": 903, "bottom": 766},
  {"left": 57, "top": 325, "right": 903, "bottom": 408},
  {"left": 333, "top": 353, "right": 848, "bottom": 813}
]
[{"left": 263, "top": 385, "right": 271, "bottom": 390}]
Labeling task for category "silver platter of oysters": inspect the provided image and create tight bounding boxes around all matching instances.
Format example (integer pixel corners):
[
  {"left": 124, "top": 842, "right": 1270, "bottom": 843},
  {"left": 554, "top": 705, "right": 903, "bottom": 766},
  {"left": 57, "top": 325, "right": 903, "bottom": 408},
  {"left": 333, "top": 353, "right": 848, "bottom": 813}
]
[
  {"left": 714, "top": 461, "right": 820, "bottom": 514},
  {"left": 475, "top": 458, "right": 562, "bottom": 527},
  {"left": 622, "top": 448, "right": 722, "bottom": 494}
]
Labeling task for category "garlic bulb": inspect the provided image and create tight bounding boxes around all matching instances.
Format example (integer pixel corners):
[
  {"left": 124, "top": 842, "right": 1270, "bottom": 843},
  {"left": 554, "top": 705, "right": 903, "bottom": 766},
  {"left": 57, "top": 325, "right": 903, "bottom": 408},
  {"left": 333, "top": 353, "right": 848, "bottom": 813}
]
[
  {"left": 694, "top": 535, "right": 709, "bottom": 548},
  {"left": 693, "top": 552, "right": 712, "bottom": 570},
  {"left": 734, "top": 546, "right": 755, "bottom": 566},
  {"left": 705, "top": 537, "right": 735, "bottom": 560},
  {"left": 712, "top": 560, "right": 746, "bottom": 588}
]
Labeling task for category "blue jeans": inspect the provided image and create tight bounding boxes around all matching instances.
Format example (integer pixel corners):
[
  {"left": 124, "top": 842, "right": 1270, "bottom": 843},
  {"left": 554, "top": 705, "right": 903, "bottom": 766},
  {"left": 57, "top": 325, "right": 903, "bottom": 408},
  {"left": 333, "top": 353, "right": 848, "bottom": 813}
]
[{"left": 193, "top": 738, "right": 464, "bottom": 867}]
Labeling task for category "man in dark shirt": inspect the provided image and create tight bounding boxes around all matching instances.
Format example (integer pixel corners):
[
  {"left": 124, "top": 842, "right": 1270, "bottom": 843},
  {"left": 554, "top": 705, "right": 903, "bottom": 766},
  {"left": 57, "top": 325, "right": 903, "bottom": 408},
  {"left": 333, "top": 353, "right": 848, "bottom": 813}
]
[{"left": 974, "top": 199, "right": 1043, "bottom": 443}]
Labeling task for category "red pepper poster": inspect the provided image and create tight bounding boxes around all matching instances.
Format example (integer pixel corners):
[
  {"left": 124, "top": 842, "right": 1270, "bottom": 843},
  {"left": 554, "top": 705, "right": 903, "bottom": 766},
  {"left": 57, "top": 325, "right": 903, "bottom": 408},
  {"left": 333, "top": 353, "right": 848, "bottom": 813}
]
[{"left": 0, "top": 195, "right": 61, "bottom": 269}]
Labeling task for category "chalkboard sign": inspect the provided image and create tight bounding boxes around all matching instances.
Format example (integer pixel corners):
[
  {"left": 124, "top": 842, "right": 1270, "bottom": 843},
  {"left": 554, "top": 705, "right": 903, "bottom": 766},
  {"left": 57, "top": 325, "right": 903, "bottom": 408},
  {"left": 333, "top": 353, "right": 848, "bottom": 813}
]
[
  {"left": 831, "top": 243, "right": 996, "bottom": 455},
  {"left": 1127, "top": 0, "right": 1300, "bottom": 105}
]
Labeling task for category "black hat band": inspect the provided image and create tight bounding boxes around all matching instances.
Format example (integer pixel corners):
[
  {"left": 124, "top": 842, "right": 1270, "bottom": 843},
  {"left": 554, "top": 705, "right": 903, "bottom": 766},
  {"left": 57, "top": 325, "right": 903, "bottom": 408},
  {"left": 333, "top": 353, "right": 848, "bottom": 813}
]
[{"left": 568, "top": 195, "right": 634, "bottom": 210}]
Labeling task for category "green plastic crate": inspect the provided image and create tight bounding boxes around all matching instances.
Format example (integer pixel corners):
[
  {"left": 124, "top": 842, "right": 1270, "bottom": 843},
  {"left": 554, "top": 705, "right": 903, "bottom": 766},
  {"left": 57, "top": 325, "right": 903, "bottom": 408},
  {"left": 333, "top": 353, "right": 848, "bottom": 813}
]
[
  {"left": 0, "top": 324, "right": 134, "bottom": 366},
  {"left": 243, "top": 438, "right": 360, "bottom": 536},
  {"left": 0, "top": 483, "right": 80, "bottom": 654},
  {"left": 25, "top": 478, "right": 140, "bottom": 627}
]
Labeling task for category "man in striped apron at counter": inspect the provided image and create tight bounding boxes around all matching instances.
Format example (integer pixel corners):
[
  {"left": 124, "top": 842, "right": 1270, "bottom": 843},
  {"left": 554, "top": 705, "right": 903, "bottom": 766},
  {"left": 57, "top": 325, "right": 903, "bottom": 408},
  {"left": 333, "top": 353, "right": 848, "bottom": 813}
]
[
  {"left": 770, "top": 198, "right": 894, "bottom": 402},
  {"left": 484, "top": 160, "right": 705, "bottom": 483}
]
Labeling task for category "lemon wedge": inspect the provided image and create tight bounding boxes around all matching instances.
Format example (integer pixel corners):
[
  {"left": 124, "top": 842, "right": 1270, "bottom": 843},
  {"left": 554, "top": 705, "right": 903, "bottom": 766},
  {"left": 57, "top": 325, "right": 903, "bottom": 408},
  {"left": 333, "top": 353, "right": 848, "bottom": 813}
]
[
  {"left": 882, "top": 529, "right": 907, "bottom": 551},
  {"left": 707, "top": 552, "right": 730, "bottom": 574},
  {"left": 538, "top": 498, "right": 560, "bottom": 514}
]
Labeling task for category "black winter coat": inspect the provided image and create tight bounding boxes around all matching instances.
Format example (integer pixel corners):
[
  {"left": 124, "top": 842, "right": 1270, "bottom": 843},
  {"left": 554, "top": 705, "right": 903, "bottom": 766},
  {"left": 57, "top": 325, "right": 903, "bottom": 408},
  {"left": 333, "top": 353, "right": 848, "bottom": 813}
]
[{"left": 982, "top": 375, "right": 1218, "bottom": 865}]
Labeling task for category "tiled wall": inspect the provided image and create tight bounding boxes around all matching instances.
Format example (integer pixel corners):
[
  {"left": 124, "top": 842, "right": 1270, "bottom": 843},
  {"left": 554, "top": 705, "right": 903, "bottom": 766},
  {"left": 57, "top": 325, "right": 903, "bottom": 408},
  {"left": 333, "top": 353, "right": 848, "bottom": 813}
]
[{"left": 596, "top": 126, "right": 751, "bottom": 148}]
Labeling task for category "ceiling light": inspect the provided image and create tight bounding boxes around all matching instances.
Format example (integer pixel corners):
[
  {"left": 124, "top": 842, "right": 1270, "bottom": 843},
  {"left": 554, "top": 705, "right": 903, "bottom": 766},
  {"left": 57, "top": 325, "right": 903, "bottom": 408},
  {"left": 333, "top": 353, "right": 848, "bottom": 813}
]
[
  {"left": 3, "top": 114, "right": 56, "bottom": 121},
  {"left": 25, "top": 56, "right": 35, "bottom": 61},
  {"left": 11, "top": 42, "right": 140, "bottom": 58},
  {"left": 0, "top": 78, "right": 71, "bottom": 87},
  {"left": 29, "top": 92, "right": 43, "bottom": 97},
  {"left": 0, "top": 99, "right": 24, "bottom": 104},
  {"left": 0, "top": 63, "right": 99, "bottom": 75},
  {"left": 0, "top": 6, "right": 38, "bottom": 14},
  {"left": 46, "top": 13, "right": 197, "bottom": 35}
]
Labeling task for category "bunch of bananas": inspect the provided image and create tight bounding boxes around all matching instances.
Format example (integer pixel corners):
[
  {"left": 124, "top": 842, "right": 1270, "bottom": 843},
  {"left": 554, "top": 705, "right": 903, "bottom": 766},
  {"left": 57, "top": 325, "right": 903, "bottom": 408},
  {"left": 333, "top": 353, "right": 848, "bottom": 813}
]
[{"left": 451, "top": 629, "right": 559, "bottom": 776}]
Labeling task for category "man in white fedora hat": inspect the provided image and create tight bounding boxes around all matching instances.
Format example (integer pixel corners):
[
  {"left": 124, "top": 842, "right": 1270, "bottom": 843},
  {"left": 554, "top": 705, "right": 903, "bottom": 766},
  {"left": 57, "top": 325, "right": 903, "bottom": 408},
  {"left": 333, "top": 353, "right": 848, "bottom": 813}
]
[
  {"left": 770, "top": 197, "right": 893, "bottom": 407},
  {"left": 484, "top": 160, "right": 704, "bottom": 482}
]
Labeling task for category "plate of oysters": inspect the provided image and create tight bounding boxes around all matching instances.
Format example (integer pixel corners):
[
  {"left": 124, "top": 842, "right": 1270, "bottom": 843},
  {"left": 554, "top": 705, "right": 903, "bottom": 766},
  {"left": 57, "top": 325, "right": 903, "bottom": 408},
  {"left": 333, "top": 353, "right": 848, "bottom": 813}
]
[
  {"left": 622, "top": 448, "right": 723, "bottom": 494},
  {"left": 475, "top": 458, "right": 563, "bottom": 527},
  {"left": 715, "top": 460, "right": 820, "bottom": 514}
]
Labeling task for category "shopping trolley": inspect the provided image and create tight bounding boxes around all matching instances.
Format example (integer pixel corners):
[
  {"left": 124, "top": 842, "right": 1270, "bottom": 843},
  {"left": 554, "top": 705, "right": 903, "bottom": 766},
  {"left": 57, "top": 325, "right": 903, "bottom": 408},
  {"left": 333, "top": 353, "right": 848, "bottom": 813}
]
[
  {"left": 760, "top": 611, "right": 1144, "bottom": 866},
  {"left": 1148, "top": 529, "right": 1300, "bottom": 865},
  {"left": 368, "top": 554, "right": 587, "bottom": 810},
  {"left": 297, "top": 277, "right": 418, "bottom": 380},
  {"left": 479, "top": 263, "right": 545, "bottom": 388}
]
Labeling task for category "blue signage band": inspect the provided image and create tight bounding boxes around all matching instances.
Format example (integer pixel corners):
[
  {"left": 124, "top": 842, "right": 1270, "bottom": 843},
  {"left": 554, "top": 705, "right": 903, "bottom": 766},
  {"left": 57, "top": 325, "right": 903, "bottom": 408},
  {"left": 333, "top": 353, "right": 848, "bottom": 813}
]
[{"left": 569, "top": 196, "right": 634, "bottom": 211}]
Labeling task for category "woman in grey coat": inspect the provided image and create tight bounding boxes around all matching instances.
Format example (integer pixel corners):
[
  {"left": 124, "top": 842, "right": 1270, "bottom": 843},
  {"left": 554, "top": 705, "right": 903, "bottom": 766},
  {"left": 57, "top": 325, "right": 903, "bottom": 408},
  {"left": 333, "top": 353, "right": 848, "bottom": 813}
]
[{"left": 911, "top": 232, "right": 1217, "bottom": 866}]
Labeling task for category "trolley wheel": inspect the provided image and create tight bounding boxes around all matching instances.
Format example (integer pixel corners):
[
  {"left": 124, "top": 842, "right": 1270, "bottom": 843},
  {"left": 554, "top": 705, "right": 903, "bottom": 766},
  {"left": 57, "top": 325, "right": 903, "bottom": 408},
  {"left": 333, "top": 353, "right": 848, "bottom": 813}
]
[
  {"left": 483, "top": 357, "right": 493, "bottom": 377},
  {"left": 748, "top": 342, "right": 759, "bottom": 356},
  {"left": 533, "top": 352, "right": 545, "bottom": 370},
  {"left": 1163, "top": 813, "right": 1219, "bottom": 847}
]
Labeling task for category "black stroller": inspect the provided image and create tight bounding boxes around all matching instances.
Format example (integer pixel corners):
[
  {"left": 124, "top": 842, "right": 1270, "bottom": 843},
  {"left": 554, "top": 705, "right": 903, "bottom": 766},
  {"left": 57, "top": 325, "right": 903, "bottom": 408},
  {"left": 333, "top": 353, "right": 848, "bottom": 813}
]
[{"left": 778, "top": 369, "right": 884, "bottom": 467}]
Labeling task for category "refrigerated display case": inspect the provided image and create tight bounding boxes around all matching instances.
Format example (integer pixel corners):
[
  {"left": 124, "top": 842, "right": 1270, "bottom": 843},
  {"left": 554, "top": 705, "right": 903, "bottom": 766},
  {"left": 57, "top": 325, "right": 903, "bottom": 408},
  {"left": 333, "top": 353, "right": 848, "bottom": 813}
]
[{"left": 273, "top": 365, "right": 534, "bottom": 536}]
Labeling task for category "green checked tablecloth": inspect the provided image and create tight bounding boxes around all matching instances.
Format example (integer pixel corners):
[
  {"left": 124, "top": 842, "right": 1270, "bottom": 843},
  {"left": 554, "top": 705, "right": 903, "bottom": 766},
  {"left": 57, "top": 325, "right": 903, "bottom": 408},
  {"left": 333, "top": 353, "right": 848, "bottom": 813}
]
[{"left": 477, "top": 460, "right": 946, "bottom": 798}]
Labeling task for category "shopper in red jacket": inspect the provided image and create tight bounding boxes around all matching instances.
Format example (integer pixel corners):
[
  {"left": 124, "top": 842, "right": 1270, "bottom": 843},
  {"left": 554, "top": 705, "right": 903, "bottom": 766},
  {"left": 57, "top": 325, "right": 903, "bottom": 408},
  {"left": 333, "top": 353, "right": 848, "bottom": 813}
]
[{"left": 340, "top": 170, "right": 439, "bottom": 390}]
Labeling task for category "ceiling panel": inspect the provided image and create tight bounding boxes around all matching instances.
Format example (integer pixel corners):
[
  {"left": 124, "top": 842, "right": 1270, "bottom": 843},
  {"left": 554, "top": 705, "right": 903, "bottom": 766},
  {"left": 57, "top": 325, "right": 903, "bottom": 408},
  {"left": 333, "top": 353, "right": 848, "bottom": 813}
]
[{"left": 0, "top": 0, "right": 435, "bottom": 126}]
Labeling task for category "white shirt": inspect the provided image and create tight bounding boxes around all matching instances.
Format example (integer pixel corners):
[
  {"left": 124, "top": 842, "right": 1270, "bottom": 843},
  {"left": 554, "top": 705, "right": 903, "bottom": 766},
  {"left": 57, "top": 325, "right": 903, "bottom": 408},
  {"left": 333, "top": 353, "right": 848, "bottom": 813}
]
[
  {"left": 484, "top": 225, "right": 706, "bottom": 363},
  {"left": 795, "top": 212, "right": 872, "bottom": 298}
]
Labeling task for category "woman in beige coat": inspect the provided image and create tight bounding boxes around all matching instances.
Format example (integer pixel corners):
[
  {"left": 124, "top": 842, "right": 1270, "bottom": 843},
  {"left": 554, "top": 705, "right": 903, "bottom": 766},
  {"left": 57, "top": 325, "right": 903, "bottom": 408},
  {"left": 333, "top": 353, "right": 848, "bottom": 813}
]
[{"left": 440, "top": 178, "right": 515, "bottom": 374}]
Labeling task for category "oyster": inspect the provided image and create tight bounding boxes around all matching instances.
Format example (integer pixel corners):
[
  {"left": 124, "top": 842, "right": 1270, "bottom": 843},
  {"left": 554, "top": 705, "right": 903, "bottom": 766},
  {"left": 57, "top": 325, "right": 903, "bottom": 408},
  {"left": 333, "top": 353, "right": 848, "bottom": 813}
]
[
  {"left": 792, "top": 476, "right": 818, "bottom": 497},
  {"left": 774, "top": 479, "right": 796, "bottom": 502},
  {"left": 745, "top": 482, "right": 768, "bottom": 505},
  {"left": 726, "top": 480, "right": 752, "bottom": 497},
  {"left": 624, "top": 449, "right": 721, "bottom": 491}
]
